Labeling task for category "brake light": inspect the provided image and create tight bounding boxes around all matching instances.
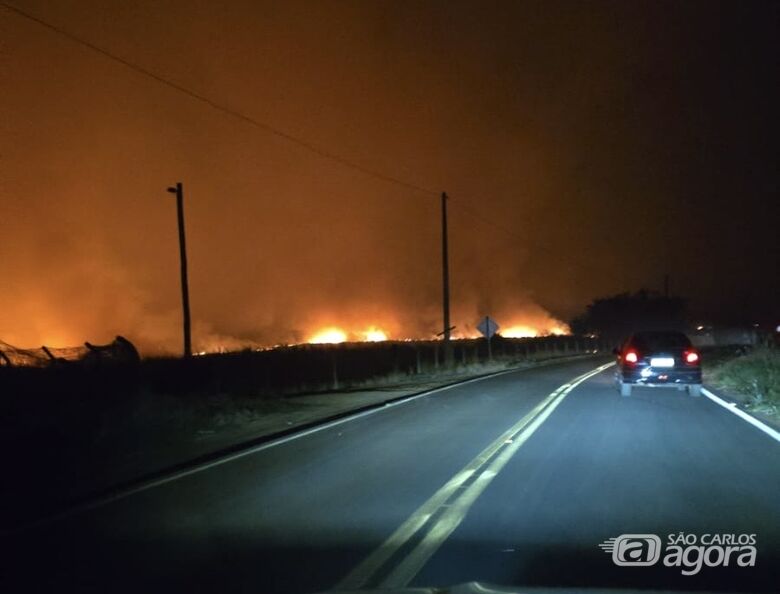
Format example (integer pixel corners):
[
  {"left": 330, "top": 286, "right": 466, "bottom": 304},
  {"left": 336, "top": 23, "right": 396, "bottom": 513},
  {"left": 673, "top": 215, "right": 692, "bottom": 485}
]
[
  {"left": 624, "top": 351, "right": 639, "bottom": 364},
  {"left": 685, "top": 350, "right": 700, "bottom": 364}
]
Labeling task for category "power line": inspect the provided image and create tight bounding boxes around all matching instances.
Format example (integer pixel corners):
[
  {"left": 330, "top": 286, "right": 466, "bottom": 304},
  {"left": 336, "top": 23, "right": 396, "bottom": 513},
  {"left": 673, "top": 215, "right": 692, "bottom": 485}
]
[
  {"left": 0, "top": 1, "right": 438, "bottom": 198},
  {"left": 2, "top": 1, "right": 609, "bottom": 276},
  {"left": 446, "top": 198, "right": 610, "bottom": 275}
]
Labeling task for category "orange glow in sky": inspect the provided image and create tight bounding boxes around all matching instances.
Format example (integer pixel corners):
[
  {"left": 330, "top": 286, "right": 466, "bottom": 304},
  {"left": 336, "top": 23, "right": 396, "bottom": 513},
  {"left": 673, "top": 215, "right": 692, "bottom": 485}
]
[{"left": 0, "top": 2, "right": 775, "bottom": 356}]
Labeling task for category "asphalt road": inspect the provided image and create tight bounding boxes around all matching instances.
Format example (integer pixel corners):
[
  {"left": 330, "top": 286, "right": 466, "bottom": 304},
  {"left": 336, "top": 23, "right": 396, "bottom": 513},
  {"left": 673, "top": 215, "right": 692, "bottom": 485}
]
[{"left": 4, "top": 358, "right": 779, "bottom": 593}]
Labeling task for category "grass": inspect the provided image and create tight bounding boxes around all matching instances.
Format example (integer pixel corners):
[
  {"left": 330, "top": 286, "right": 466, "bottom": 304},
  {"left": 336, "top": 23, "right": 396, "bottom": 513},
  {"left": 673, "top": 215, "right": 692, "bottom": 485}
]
[{"left": 708, "top": 347, "right": 780, "bottom": 419}]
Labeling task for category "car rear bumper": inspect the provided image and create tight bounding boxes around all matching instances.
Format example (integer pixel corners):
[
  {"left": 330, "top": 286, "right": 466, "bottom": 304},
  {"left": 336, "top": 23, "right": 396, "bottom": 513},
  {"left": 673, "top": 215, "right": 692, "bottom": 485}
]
[{"left": 620, "top": 367, "right": 702, "bottom": 386}]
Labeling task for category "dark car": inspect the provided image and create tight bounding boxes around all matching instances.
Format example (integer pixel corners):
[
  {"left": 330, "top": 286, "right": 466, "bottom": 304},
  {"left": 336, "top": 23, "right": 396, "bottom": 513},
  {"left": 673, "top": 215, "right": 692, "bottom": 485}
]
[{"left": 614, "top": 331, "right": 702, "bottom": 397}]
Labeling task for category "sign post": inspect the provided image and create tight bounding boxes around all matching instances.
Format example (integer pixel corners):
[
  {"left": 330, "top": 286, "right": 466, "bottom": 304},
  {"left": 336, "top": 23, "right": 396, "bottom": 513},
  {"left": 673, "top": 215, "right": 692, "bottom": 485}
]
[{"left": 477, "top": 316, "right": 500, "bottom": 361}]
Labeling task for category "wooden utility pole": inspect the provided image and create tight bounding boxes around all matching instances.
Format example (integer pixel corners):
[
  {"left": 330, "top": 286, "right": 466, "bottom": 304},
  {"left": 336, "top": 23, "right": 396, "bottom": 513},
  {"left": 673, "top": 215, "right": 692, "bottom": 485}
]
[
  {"left": 167, "top": 182, "right": 192, "bottom": 358},
  {"left": 441, "top": 191, "right": 452, "bottom": 364}
]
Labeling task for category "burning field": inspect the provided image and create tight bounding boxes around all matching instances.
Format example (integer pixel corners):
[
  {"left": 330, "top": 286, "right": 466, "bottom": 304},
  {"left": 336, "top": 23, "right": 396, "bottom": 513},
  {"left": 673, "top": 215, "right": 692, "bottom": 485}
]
[
  {"left": 1, "top": 0, "right": 579, "bottom": 359},
  {"left": 0, "top": 286, "right": 570, "bottom": 356},
  {"left": 303, "top": 310, "right": 569, "bottom": 347}
]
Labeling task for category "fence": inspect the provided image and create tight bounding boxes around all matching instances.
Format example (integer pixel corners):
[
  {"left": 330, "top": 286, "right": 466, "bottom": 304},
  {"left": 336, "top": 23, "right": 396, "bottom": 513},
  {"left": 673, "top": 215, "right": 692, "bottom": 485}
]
[
  {"left": 139, "top": 335, "right": 610, "bottom": 396},
  {"left": 1, "top": 335, "right": 608, "bottom": 399},
  {"left": 0, "top": 336, "right": 140, "bottom": 369}
]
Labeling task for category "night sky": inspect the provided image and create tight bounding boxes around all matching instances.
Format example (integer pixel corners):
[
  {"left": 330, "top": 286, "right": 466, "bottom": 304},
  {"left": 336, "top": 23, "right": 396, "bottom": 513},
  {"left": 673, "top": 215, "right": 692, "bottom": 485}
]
[{"left": 1, "top": 1, "right": 777, "bottom": 352}]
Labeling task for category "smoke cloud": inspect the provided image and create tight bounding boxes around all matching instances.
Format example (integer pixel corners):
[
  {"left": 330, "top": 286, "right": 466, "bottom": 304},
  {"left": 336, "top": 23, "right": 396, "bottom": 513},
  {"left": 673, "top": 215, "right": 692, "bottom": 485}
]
[{"left": 2, "top": 1, "right": 776, "bottom": 352}]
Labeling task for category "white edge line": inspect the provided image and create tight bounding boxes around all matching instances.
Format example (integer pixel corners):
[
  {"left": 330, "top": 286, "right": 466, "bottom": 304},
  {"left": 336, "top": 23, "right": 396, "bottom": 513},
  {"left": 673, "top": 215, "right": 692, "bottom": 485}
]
[
  {"left": 702, "top": 387, "right": 780, "bottom": 443},
  {"left": 10, "top": 358, "right": 599, "bottom": 531},
  {"left": 117, "top": 360, "right": 597, "bottom": 493},
  {"left": 145, "top": 366, "right": 523, "bottom": 484}
]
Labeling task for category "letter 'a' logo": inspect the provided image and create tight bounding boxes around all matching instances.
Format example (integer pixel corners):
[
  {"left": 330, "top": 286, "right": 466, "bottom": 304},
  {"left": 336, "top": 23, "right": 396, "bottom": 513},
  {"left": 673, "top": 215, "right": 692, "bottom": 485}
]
[{"left": 600, "top": 534, "right": 662, "bottom": 566}]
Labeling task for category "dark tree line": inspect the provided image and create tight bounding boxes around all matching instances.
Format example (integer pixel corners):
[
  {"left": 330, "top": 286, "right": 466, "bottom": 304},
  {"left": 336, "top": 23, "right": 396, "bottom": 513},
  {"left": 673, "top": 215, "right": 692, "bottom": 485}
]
[{"left": 570, "top": 289, "right": 688, "bottom": 343}]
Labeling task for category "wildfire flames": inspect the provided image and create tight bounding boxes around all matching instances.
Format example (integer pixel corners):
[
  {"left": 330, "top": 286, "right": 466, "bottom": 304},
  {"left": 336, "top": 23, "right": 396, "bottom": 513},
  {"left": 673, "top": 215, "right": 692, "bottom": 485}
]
[
  {"left": 500, "top": 324, "right": 569, "bottom": 338},
  {"left": 4, "top": 299, "right": 568, "bottom": 353},
  {"left": 305, "top": 318, "right": 568, "bottom": 345},
  {"left": 307, "top": 328, "right": 348, "bottom": 344},
  {"left": 362, "top": 327, "right": 389, "bottom": 342},
  {"left": 307, "top": 326, "right": 389, "bottom": 344}
]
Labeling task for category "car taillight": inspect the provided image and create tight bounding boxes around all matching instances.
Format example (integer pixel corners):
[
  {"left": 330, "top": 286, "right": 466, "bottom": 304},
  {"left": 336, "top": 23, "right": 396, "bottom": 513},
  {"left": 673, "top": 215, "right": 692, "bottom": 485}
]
[
  {"left": 624, "top": 350, "right": 639, "bottom": 364},
  {"left": 685, "top": 350, "right": 700, "bottom": 364}
]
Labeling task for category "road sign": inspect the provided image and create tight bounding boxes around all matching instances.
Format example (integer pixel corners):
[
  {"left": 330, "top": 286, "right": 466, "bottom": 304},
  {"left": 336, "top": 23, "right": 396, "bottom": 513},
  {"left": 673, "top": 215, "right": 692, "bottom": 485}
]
[{"left": 477, "top": 316, "right": 499, "bottom": 338}]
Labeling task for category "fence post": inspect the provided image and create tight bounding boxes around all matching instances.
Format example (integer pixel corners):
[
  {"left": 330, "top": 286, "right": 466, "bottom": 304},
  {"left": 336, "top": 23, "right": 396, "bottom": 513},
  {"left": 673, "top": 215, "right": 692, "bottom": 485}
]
[{"left": 331, "top": 351, "right": 339, "bottom": 391}]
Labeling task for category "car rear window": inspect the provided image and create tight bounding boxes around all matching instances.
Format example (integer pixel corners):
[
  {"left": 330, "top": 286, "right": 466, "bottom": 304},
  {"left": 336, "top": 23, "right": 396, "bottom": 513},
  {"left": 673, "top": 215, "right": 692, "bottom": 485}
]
[{"left": 630, "top": 332, "right": 691, "bottom": 350}]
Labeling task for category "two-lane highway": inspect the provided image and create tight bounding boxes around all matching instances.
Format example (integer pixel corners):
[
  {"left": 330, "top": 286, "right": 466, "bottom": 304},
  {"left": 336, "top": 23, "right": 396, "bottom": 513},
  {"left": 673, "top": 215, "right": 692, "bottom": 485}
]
[
  {"left": 409, "top": 369, "right": 779, "bottom": 593},
  {"left": 4, "top": 357, "right": 779, "bottom": 593}
]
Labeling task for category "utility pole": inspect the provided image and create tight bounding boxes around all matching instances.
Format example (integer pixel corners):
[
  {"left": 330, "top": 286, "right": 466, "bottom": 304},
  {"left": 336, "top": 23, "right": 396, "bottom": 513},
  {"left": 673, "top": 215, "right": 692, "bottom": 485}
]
[
  {"left": 167, "top": 182, "right": 192, "bottom": 358},
  {"left": 441, "top": 191, "right": 452, "bottom": 365}
]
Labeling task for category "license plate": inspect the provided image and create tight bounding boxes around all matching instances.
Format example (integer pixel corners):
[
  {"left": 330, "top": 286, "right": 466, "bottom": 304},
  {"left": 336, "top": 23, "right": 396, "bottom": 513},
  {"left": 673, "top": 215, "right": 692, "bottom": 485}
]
[{"left": 651, "top": 357, "right": 675, "bottom": 367}]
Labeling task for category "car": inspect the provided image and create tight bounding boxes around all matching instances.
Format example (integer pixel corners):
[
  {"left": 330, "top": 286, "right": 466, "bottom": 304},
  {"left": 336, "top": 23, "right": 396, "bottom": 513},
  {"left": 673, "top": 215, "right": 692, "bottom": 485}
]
[{"left": 614, "top": 331, "right": 703, "bottom": 397}]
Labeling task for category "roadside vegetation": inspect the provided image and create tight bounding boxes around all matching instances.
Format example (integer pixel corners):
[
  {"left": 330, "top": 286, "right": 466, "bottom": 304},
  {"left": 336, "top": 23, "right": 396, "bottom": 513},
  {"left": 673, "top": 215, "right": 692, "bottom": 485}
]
[{"left": 707, "top": 347, "right": 780, "bottom": 421}]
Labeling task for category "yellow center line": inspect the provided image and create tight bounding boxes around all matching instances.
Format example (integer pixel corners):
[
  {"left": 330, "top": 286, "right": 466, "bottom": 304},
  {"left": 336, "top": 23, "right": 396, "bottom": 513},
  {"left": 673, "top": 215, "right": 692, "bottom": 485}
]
[{"left": 335, "top": 362, "right": 613, "bottom": 590}]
